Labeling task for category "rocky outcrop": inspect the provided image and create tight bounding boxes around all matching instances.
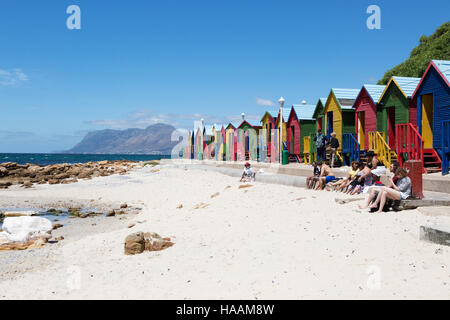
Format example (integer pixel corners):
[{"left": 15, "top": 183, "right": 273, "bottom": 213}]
[
  {"left": 124, "top": 232, "right": 174, "bottom": 255},
  {"left": 0, "top": 160, "right": 148, "bottom": 189}
]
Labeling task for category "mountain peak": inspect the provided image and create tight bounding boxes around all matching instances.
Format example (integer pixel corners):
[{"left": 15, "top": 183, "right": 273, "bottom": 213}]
[{"left": 66, "top": 123, "right": 177, "bottom": 154}]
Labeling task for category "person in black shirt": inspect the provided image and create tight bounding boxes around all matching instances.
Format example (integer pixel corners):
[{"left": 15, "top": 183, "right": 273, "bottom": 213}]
[
  {"left": 328, "top": 132, "right": 340, "bottom": 167},
  {"left": 306, "top": 161, "right": 321, "bottom": 189}
]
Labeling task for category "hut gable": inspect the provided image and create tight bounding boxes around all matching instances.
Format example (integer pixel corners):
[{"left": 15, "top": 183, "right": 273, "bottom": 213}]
[
  {"left": 377, "top": 77, "right": 420, "bottom": 130},
  {"left": 238, "top": 120, "right": 254, "bottom": 131},
  {"left": 312, "top": 98, "right": 327, "bottom": 119},
  {"left": 352, "top": 85, "right": 386, "bottom": 150},
  {"left": 292, "top": 104, "right": 317, "bottom": 156},
  {"left": 412, "top": 60, "right": 450, "bottom": 150},
  {"left": 323, "top": 89, "right": 359, "bottom": 147}
]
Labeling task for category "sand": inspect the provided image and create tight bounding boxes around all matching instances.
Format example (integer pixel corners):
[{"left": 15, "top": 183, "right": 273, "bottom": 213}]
[{"left": 0, "top": 164, "right": 449, "bottom": 299}]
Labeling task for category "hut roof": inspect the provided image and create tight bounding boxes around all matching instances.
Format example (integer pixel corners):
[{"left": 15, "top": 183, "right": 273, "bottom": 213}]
[
  {"left": 330, "top": 88, "right": 360, "bottom": 110},
  {"left": 292, "top": 104, "right": 316, "bottom": 120},
  {"left": 352, "top": 85, "right": 386, "bottom": 108},
  {"left": 412, "top": 60, "right": 450, "bottom": 99},
  {"left": 433, "top": 60, "right": 450, "bottom": 84}
]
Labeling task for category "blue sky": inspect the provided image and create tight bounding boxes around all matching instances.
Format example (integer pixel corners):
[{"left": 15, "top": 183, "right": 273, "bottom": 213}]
[{"left": 0, "top": 0, "right": 449, "bottom": 153}]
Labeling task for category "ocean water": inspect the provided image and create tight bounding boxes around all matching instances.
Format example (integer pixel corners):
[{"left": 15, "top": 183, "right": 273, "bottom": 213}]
[{"left": 0, "top": 153, "right": 169, "bottom": 166}]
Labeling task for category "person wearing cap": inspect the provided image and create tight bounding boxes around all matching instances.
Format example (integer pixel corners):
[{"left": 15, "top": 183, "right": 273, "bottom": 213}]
[
  {"left": 313, "top": 129, "right": 328, "bottom": 162},
  {"left": 240, "top": 162, "right": 255, "bottom": 182}
]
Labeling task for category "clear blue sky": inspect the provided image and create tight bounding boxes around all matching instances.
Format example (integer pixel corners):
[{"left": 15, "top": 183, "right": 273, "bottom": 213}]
[{"left": 1, "top": 0, "right": 449, "bottom": 152}]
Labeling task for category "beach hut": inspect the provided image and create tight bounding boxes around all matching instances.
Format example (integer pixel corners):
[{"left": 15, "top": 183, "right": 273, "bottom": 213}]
[
  {"left": 286, "top": 103, "right": 316, "bottom": 163},
  {"left": 411, "top": 60, "right": 450, "bottom": 174},
  {"left": 194, "top": 126, "right": 204, "bottom": 160},
  {"left": 286, "top": 106, "right": 300, "bottom": 160},
  {"left": 352, "top": 84, "right": 386, "bottom": 151},
  {"left": 212, "top": 124, "right": 225, "bottom": 161},
  {"left": 260, "top": 111, "right": 277, "bottom": 160},
  {"left": 190, "top": 130, "right": 195, "bottom": 159},
  {"left": 237, "top": 119, "right": 259, "bottom": 161},
  {"left": 225, "top": 123, "right": 237, "bottom": 161},
  {"left": 275, "top": 108, "right": 290, "bottom": 151},
  {"left": 323, "top": 89, "right": 359, "bottom": 163},
  {"left": 312, "top": 98, "right": 327, "bottom": 132},
  {"left": 221, "top": 125, "right": 226, "bottom": 160},
  {"left": 377, "top": 77, "right": 421, "bottom": 148},
  {"left": 302, "top": 98, "right": 326, "bottom": 164}
]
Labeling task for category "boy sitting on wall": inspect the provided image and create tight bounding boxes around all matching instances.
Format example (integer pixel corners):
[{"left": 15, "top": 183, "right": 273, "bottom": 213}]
[{"left": 306, "top": 161, "right": 321, "bottom": 189}]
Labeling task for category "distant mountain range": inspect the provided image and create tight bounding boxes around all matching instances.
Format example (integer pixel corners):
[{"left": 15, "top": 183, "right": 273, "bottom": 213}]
[{"left": 66, "top": 123, "right": 178, "bottom": 154}]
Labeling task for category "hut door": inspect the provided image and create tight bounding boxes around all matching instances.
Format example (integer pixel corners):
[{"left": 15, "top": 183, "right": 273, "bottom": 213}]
[
  {"left": 387, "top": 108, "right": 395, "bottom": 149},
  {"left": 422, "top": 94, "right": 433, "bottom": 149},
  {"left": 358, "top": 112, "right": 365, "bottom": 149},
  {"left": 291, "top": 126, "right": 295, "bottom": 153},
  {"left": 317, "top": 118, "right": 322, "bottom": 131},
  {"left": 327, "top": 111, "right": 333, "bottom": 139}
]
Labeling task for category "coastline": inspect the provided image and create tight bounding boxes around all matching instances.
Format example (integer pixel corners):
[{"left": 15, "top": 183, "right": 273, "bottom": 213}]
[{"left": 0, "top": 163, "right": 449, "bottom": 299}]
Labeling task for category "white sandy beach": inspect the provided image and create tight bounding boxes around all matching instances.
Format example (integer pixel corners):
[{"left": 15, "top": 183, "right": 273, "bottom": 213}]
[{"left": 0, "top": 163, "right": 449, "bottom": 299}]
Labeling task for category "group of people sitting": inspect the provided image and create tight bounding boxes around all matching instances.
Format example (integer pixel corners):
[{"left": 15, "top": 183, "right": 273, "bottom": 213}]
[{"left": 306, "top": 151, "right": 413, "bottom": 213}]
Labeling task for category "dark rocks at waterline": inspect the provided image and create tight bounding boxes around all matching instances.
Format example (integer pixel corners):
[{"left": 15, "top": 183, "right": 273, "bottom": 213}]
[
  {"left": 0, "top": 160, "right": 151, "bottom": 189},
  {"left": 106, "top": 210, "right": 116, "bottom": 217},
  {"left": 52, "top": 223, "right": 64, "bottom": 230}
]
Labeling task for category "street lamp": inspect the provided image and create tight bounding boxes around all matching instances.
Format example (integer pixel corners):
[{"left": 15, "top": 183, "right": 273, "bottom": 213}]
[{"left": 278, "top": 97, "right": 285, "bottom": 164}]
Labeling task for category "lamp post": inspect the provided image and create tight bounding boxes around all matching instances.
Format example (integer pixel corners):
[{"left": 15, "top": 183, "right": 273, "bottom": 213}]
[{"left": 278, "top": 97, "right": 285, "bottom": 164}]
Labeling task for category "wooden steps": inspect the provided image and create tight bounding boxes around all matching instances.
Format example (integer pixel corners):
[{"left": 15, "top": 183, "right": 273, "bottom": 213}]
[{"left": 423, "top": 148, "right": 442, "bottom": 173}]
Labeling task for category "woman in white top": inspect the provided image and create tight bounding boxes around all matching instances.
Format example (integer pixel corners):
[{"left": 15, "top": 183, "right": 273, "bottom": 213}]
[{"left": 367, "top": 167, "right": 411, "bottom": 213}]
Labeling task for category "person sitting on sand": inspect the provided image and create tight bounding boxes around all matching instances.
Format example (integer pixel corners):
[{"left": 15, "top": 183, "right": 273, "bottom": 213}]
[
  {"left": 240, "top": 162, "right": 255, "bottom": 182},
  {"left": 329, "top": 161, "right": 359, "bottom": 192},
  {"left": 314, "top": 161, "right": 335, "bottom": 191},
  {"left": 388, "top": 161, "right": 401, "bottom": 188},
  {"left": 366, "top": 151, "right": 379, "bottom": 169},
  {"left": 346, "top": 162, "right": 372, "bottom": 195},
  {"left": 306, "top": 161, "right": 321, "bottom": 189},
  {"left": 358, "top": 167, "right": 411, "bottom": 213}
]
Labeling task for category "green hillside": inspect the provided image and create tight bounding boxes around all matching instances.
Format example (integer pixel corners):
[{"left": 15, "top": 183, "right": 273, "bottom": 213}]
[{"left": 378, "top": 22, "right": 450, "bottom": 85}]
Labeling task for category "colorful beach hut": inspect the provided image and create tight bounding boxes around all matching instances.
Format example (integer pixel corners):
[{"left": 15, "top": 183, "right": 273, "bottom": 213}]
[
  {"left": 286, "top": 106, "right": 300, "bottom": 160},
  {"left": 237, "top": 119, "right": 259, "bottom": 161},
  {"left": 323, "top": 88, "right": 359, "bottom": 146},
  {"left": 260, "top": 111, "right": 277, "bottom": 159},
  {"left": 275, "top": 108, "right": 290, "bottom": 148},
  {"left": 286, "top": 104, "right": 316, "bottom": 163},
  {"left": 194, "top": 126, "right": 204, "bottom": 160},
  {"left": 225, "top": 123, "right": 237, "bottom": 161},
  {"left": 352, "top": 84, "right": 386, "bottom": 150},
  {"left": 377, "top": 77, "right": 421, "bottom": 148},
  {"left": 212, "top": 124, "right": 225, "bottom": 161},
  {"left": 312, "top": 98, "right": 327, "bottom": 132},
  {"left": 301, "top": 98, "right": 326, "bottom": 163},
  {"left": 412, "top": 60, "right": 450, "bottom": 174},
  {"left": 323, "top": 89, "right": 359, "bottom": 165}
]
